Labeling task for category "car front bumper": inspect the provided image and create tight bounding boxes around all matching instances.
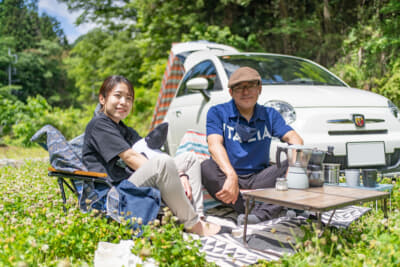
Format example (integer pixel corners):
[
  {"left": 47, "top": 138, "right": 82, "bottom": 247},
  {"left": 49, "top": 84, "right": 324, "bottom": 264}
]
[{"left": 272, "top": 106, "right": 400, "bottom": 171}]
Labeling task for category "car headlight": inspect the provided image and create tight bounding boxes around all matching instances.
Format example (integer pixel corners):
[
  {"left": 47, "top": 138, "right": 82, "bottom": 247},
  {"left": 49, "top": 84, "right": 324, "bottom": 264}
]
[
  {"left": 388, "top": 100, "right": 400, "bottom": 121},
  {"left": 264, "top": 100, "right": 296, "bottom": 124}
]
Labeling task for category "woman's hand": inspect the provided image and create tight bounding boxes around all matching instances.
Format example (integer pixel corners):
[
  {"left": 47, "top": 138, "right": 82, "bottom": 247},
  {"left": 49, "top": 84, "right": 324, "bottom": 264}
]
[{"left": 180, "top": 174, "right": 192, "bottom": 201}]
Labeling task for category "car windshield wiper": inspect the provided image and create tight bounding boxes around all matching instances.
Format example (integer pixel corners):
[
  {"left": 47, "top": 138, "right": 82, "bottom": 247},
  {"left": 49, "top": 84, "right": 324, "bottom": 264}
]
[{"left": 265, "top": 80, "right": 332, "bottom": 85}]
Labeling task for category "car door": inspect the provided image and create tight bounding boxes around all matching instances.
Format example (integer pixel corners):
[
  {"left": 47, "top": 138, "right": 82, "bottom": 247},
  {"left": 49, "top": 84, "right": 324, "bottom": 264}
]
[{"left": 165, "top": 60, "right": 229, "bottom": 155}]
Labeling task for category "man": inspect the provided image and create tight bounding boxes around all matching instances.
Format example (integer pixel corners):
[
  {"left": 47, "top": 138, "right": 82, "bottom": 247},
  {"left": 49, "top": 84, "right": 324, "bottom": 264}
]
[{"left": 201, "top": 66, "right": 303, "bottom": 225}]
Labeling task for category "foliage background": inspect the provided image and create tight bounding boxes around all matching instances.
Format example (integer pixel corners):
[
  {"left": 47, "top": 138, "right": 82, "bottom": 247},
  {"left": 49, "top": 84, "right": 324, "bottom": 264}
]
[
  {"left": 1, "top": 2, "right": 400, "bottom": 265},
  {"left": 1, "top": 0, "right": 400, "bottom": 144}
]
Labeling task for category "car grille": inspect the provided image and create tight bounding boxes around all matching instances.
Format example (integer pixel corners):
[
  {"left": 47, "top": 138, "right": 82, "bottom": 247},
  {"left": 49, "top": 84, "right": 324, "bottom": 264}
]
[
  {"left": 327, "top": 118, "right": 385, "bottom": 124},
  {"left": 328, "top": 129, "right": 388, "bottom": 135},
  {"left": 327, "top": 117, "right": 387, "bottom": 136}
]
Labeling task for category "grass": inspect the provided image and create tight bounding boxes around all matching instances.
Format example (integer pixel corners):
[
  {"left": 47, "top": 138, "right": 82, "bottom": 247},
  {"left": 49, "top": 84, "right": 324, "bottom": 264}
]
[
  {"left": 1, "top": 148, "right": 400, "bottom": 266},
  {"left": 0, "top": 145, "right": 48, "bottom": 160},
  {"left": 0, "top": 159, "right": 214, "bottom": 266},
  {"left": 0, "top": 160, "right": 134, "bottom": 266}
]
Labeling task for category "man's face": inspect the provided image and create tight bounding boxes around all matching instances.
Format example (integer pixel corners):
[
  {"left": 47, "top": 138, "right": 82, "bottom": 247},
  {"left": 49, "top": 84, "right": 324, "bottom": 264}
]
[{"left": 229, "top": 80, "right": 261, "bottom": 112}]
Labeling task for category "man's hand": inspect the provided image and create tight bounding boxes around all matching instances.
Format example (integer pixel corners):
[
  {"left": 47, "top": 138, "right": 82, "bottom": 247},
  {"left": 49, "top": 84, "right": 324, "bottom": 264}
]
[
  {"left": 215, "top": 174, "right": 239, "bottom": 204},
  {"left": 282, "top": 130, "right": 303, "bottom": 145},
  {"left": 207, "top": 134, "right": 240, "bottom": 204},
  {"left": 180, "top": 175, "right": 192, "bottom": 201}
]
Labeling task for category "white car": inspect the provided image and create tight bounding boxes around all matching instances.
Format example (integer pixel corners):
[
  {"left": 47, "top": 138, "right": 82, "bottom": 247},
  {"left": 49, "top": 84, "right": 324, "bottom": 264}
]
[{"left": 163, "top": 49, "right": 400, "bottom": 172}]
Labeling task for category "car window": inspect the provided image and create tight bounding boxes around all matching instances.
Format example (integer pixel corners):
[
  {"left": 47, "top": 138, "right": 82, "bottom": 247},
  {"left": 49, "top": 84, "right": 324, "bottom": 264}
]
[
  {"left": 176, "top": 60, "right": 222, "bottom": 97},
  {"left": 219, "top": 54, "right": 346, "bottom": 86}
]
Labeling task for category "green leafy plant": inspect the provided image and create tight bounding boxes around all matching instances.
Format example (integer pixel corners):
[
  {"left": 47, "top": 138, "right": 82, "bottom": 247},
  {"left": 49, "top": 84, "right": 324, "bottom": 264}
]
[
  {"left": 0, "top": 160, "right": 138, "bottom": 266},
  {"left": 0, "top": 95, "right": 91, "bottom": 146},
  {"left": 132, "top": 207, "right": 215, "bottom": 266},
  {"left": 0, "top": 160, "right": 215, "bottom": 266}
]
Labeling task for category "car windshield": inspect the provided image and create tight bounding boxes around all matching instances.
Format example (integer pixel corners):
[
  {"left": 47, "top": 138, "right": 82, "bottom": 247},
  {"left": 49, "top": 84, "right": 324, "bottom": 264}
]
[{"left": 219, "top": 54, "right": 346, "bottom": 86}]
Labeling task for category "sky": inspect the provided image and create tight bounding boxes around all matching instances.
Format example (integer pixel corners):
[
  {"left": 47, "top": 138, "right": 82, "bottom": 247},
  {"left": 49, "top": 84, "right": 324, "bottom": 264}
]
[{"left": 38, "top": 0, "right": 97, "bottom": 44}]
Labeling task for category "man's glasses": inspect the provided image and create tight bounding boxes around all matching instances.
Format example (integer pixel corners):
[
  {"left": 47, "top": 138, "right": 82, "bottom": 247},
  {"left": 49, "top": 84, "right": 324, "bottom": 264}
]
[{"left": 232, "top": 81, "right": 260, "bottom": 93}]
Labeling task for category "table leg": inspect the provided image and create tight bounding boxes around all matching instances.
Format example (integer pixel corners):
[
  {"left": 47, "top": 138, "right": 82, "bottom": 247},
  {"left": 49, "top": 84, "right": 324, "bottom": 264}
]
[
  {"left": 317, "top": 210, "right": 336, "bottom": 238},
  {"left": 326, "top": 209, "right": 336, "bottom": 226},
  {"left": 243, "top": 196, "right": 251, "bottom": 246},
  {"left": 240, "top": 196, "right": 283, "bottom": 257},
  {"left": 383, "top": 198, "right": 388, "bottom": 219},
  {"left": 316, "top": 212, "right": 322, "bottom": 230}
]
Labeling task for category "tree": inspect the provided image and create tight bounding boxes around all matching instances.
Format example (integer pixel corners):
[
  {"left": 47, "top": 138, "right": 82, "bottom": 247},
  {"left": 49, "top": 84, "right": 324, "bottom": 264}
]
[
  {"left": 0, "top": 0, "right": 74, "bottom": 106},
  {"left": 10, "top": 40, "right": 69, "bottom": 104},
  {"left": 38, "top": 13, "right": 69, "bottom": 47},
  {"left": 0, "top": 0, "right": 37, "bottom": 51},
  {"left": 330, "top": 0, "right": 400, "bottom": 106},
  {"left": 0, "top": 37, "right": 15, "bottom": 88},
  {"left": 59, "top": 0, "right": 400, "bottom": 126},
  {"left": 58, "top": 0, "right": 137, "bottom": 32},
  {"left": 65, "top": 29, "right": 117, "bottom": 103},
  {"left": 0, "top": 0, "right": 68, "bottom": 51},
  {"left": 58, "top": 0, "right": 370, "bottom": 67}
]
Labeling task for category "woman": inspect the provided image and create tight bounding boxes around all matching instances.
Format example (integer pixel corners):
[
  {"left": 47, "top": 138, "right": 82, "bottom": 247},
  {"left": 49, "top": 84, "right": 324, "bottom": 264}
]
[
  {"left": 82, "top": 75, "right": 221, "bottom": 236},
  {"left": 132, "top": 138, "right": 206, "bottom": 219}
]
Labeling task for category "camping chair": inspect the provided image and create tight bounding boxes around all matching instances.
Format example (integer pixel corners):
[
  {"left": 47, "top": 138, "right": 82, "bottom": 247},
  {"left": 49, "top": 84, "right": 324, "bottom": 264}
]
[
  {"left": 31, "top": 125, "right": 161, "bottom": 227},
  {"left": 30, "top": 124, "right": 114, "bottom": 213},
  {"left": 48, "top": 167, "right": 112, "bottom": 213}
]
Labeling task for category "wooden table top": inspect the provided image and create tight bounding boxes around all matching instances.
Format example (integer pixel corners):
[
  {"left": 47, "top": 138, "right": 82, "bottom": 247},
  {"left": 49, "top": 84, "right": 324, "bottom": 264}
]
[{"left": 242, "top": 185, "right": 389, "bottom": 212}]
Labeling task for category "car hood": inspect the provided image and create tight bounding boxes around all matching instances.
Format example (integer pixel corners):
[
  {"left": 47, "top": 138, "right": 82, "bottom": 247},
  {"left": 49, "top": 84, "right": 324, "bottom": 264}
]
[{"left": 259, "top": 85, "right": 389, "bottom": 107}]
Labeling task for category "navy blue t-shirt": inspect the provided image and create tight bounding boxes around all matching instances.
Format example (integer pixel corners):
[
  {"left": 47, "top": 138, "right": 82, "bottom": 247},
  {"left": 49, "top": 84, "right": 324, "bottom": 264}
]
[
  {"left": 82, "top": 112, "right": 141, "bottom": 182},
  {"left": 206, "top": 100, "right": 292, "bottom": 175}
]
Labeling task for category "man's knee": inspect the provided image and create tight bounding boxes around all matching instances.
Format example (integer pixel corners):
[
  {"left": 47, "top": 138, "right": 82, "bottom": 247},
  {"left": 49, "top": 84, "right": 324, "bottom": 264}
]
[
  {"left": 201, "top": 159, "right": 227, "bottom": 192},
  {"left": 201, "top": 159, "right": 218, "bottom": 182}
]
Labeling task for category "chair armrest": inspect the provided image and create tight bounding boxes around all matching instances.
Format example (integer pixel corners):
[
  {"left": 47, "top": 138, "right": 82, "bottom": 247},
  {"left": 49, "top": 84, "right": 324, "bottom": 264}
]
[
  {"left": 48, "top": 167, "right": 107, "bottom": 177},
  {"left": 48, "top": 167, "right": 112, "bottom": 187}
]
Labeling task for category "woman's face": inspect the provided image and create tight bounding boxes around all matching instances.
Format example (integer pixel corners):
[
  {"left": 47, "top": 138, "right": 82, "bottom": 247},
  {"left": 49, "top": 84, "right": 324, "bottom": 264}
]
[{"left": 99, "top": 82, "right": 133, "bottom": 123}]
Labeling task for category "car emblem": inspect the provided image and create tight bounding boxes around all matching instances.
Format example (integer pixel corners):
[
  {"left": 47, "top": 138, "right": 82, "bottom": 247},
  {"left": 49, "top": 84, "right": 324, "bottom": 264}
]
[{"left": 352, "top": 114, "right": 365, "bottom": 128}]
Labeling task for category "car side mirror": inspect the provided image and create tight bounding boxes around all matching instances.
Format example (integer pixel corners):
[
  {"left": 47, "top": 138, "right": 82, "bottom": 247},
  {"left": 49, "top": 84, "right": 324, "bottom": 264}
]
[{"left": 186, "top": 77, "right": 210, "bottom": 101}]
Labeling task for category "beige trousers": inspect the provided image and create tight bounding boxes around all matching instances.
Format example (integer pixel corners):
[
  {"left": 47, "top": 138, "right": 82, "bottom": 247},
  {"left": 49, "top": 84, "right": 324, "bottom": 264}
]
[
  {"left": 174, "top": 152, "right": 204, "bottom": 217},
  {"left": 127, "top": 152, "right": 202, "bottom": 228}
]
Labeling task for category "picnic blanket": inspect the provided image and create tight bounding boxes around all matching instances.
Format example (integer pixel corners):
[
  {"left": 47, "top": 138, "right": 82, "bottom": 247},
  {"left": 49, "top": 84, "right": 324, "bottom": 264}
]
[
  {"left": 93, "top": 203, "right": 371, "bottom": 267},
  {"left": 197, "top": 212, "right": 305, "bottom": 266},
  {"left": 196, "top": 204, "right": 370, "bottom": 266}
]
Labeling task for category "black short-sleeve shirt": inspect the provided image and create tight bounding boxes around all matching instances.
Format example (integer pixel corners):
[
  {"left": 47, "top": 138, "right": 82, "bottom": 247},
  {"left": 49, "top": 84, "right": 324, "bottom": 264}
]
[{"left": 82, "top": 112, "right": 141, "bottom": 182}]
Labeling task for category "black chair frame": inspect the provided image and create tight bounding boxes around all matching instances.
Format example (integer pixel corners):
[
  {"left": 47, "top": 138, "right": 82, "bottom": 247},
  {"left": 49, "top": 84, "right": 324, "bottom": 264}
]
[{"left": 48, "top": 167, "right": 113, "bottom": 213}]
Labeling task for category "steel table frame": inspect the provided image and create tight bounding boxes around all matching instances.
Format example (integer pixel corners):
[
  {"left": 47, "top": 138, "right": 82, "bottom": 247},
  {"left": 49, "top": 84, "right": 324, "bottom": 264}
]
[{"left": 242, "top": 186, "right": 389, "bottom": 247}]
